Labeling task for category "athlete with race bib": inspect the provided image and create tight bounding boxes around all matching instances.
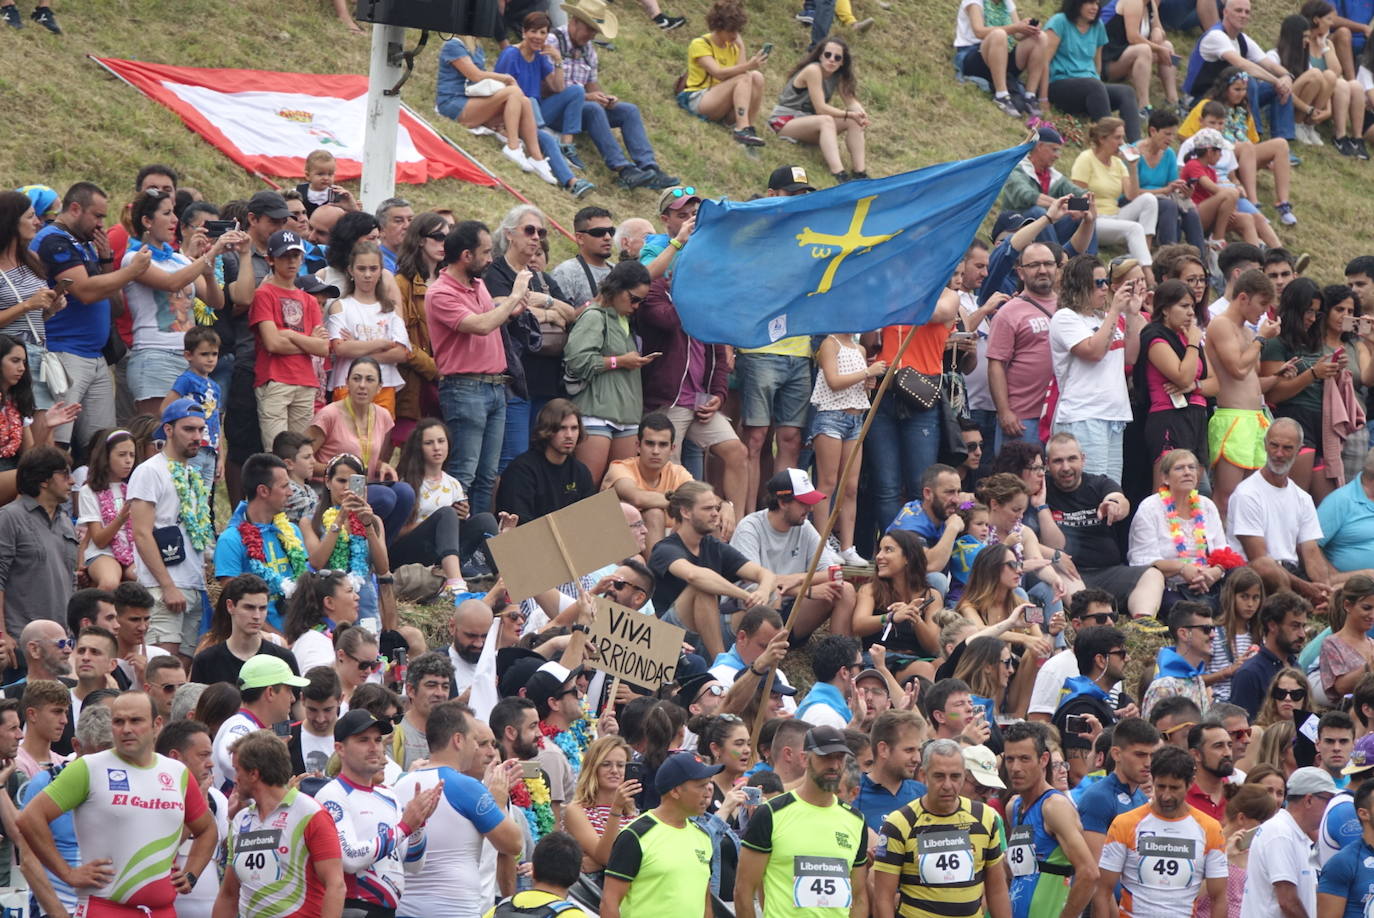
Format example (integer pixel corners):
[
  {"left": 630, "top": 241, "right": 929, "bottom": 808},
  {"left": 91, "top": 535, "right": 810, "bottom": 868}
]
[
  {"left": 1096, "top": 745, "right": 1228, "bottom": 918},
  {"left": 735, "top": 725, "right": 869, "bottom": 918},
  {"left": 1001, "top": 723, "right": 1098, "bottom": 918},
  {"left": 1317, "top": 776, "right": 1374, "bottom": 918}
]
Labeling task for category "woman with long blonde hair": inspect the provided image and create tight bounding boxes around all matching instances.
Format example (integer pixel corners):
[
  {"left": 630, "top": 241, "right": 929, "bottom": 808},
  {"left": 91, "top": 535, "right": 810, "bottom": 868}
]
[{"left": 564, "top": 735, "right": 639, "bottom": 872}]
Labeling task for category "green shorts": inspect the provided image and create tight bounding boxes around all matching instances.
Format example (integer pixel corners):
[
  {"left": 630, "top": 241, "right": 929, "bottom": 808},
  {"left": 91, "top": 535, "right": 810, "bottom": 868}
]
[{"left": 1208, "top": 407, "right": 1272, "bottom": 470}]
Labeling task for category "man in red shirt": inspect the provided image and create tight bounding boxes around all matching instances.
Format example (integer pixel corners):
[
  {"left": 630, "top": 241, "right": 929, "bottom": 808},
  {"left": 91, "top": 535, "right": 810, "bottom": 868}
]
[
  {"left": 426, "top": 220, "right": 532, "bottom": 516},
  {"left": 1185, "top": 720, "right": 1235, "bottom": 822}
]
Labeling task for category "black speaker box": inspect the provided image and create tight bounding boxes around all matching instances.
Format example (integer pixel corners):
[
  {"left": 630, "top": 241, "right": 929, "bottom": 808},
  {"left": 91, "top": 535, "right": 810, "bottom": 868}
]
[{"left": 355, "top": 0, "right": 496, "bottom": 35}]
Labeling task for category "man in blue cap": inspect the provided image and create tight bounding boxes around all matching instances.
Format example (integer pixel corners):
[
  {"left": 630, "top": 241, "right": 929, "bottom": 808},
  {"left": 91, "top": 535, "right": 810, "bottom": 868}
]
[
  {"left": 128, "top": 398, "right": 212, "bottom": 662},
  {"left": 602, "top": 751, "right": 719, "bottom": 918}
]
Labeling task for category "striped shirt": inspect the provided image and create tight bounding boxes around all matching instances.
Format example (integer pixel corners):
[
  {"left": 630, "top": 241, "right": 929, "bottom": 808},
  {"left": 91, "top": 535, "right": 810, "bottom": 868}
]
[{"left": 875, "top": 797, "right": 1004, "bottom": 918}]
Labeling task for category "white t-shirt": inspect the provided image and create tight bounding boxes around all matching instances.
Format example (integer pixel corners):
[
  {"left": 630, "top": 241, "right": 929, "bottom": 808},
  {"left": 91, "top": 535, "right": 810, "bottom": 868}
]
[
  {"left": 961, "top": 292, "right": 996, "bottom": 412},
  {"left": 1048, "top": 309, "right": 1132, "bottom": 422},
  {"left": 393, "top": 766, "right": 506, "bottom": 918},
  {"left": 173, "top": 786, "right": 229, "bottom": 918},
  {"left": 1359, "top": 64, "right": 1374, "bottom": 91},
  {"left": 1029, "top": 649, "right": 1079, "bottom": 716},
  {"left": 292, "top": 628, "right": 336, "bottom": 676},
  {"left": 796, "top": 701, "right": 848, "bottom": 730},
  {"left": 1228, "top": 472, "right": 1323, "bottom": 564},
  {"left": 1198, "top": 27, "right": 1267, "bottom": 64},
  {"left": 77, "top": 482, "right": 127, "bottom": 563},
  {"left": 212, "top": 709, "right": 265, "bottom": 790},
  {"left": 325, "top": 295, "right": 411, "bottom": 389},
  {"left": 1239, "top": 808, "right": 1318, "bottom": 918},
  {"left": 954, "top": 0, "right": 1018, "bottom": 48},
  {"left": 122, "top": 249, "right": 198, "bottom": 351},
  {"left": 127, "top": 452, "right": 209, "bottom": 591},
  {"left": 300, "top": 728, "right": 334, "bottom": 775},
  {"left": 417, "top": 473, "right": 467, "bottom": 525},
  {"left": 448, "top": 644, "right": 480, "bottom": 695}
]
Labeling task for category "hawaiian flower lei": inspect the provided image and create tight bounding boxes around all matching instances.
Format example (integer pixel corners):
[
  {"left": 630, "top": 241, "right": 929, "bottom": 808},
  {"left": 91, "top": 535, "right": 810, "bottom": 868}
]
[
  {"left": 96, "top": 485, "right": 135, "bottom": 567},
  {"left": 541, "top": 716, "right": 596, "bottom": 775},
  {"left": 168, "top": 459, "right": 213, "bottom": 551},
  {"left": 1159, "top": 487, "right": 1208, "bottom": 559},
  {"left": 322, "top": 507, "right": 370, "bottom": 579},
  {"left": 239, "top": 513, "right": 308, "bottom": 601},
  {"left": 509, "top": 772, "right": 555, "bottom": 843}
]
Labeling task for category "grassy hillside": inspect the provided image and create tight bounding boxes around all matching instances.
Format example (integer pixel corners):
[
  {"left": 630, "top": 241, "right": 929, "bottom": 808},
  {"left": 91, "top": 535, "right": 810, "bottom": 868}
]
[{"left": 0, "top": 0, "right": 1369, "bottom": 268}]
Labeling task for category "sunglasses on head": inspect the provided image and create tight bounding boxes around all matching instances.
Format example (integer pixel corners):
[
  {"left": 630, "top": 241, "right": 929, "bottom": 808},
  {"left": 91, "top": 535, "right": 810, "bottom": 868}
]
[
  {"left": 670, "top": 186, "right": 697, "bottom": 199},
  {"left": 1272, "top": 686, "right": 1307, "bottom": 701},
  {"left": 580, "top": 226, "right": 615, "bottom": 238},
  {"left": 520, "top": 225, "right": 549, "bottom": 239}
]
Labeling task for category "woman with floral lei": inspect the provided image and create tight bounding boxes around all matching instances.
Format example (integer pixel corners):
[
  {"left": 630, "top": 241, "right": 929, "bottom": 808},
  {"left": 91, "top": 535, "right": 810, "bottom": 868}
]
[
  {"left": 76, "top": 428, "right": 139, "bottom": 590},
  {"left": 310, "top": 453, "right": 391, "bottom": 631},
  {"left": 214, "top": 451, "right": 319, "bottom": 632},
  {"left": 284, "top": 569, "right": 360, "bottom": 674},
  {"left": 1127, "top": 448, "right": 1230, "bottom": 610},
  {"left": 0, "top": 332, "right": 79, "bottom": 505}
]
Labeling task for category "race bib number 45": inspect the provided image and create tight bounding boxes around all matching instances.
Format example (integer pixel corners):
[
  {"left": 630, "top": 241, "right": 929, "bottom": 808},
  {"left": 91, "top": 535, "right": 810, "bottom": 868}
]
[
  {"left": 1136, "top": 836, "right": 1198, "bottom": 890},
  {"left": 916, "top": 829, "right": 976, "bottom": 885},
  {"left": 793, "top": 856, "right": 852, "bottom": 909}
]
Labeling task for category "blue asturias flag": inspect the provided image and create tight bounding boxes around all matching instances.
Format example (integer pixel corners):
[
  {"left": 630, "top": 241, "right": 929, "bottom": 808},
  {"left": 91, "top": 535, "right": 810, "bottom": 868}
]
[{"left": 669, "top": 141, "right": 1033, "bottom": 347}]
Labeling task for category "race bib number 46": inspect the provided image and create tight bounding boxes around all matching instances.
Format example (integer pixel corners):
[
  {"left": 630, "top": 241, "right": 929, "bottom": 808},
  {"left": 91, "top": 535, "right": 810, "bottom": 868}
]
[
  {"left": 793, "top": 856, "right": 852, "bottom": 909},
  {"left": 917, "top": 829, "right": 976, "bottom": 885},
  {"left": 1136, "top": 836, "right": 1198, "bottom": 890}
]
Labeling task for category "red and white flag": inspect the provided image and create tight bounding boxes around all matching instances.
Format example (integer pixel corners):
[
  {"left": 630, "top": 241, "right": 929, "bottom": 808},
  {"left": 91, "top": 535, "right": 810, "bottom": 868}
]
[{"left": 92, "top": 56, "right": 495, "bottom": 186}]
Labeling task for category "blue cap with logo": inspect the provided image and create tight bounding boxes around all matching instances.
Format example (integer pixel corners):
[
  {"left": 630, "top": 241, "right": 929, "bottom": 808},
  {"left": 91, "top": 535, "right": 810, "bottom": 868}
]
[{"left": 655, "top": 751, "right": 723, "bottom": 794}]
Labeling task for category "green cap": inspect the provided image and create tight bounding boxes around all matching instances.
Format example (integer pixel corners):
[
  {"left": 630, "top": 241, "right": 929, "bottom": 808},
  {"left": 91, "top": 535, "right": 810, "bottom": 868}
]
[{"left": 238, "top": 654, "right": 310, "bottom": 690}]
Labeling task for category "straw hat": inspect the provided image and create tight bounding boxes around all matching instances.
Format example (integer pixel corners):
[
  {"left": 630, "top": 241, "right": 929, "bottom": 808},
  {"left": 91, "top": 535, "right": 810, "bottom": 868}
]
[{"left": 562, "top": 0, "right": 618, "bottom": 39}]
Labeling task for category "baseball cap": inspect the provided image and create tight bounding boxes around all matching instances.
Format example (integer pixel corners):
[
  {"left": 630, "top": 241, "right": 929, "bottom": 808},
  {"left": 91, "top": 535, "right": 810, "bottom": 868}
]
[
  {"left": 247, "top": 190, "right": 291, "bottom": 219},
  {"left": 527, "top": 661, "right": 577, "bottom": 709},
  {"left": 267, "top": 230, "right": 307, "bottom": 258},
  {"left": 238, "top": 654, "right": 311, "bottom": 691},
  {"left": 854, "top": 668, "right": 888, "bottom": 690},
  {"left": 803, "top": 725, "right": 850, "bottom": 756},
  {"left": 655, "top": 751, "right": 724, "bottom": 794},
  {"left": 295, "top": 275, "right": 340, "bottom": 298},
  {"left": 161, "top": 397, "right": 205, "bottom": 427},
  {"left": 768, "top": 165, "right": 815, "bottom": 194},
  {"left": 1286, "top": 766, "right": 1339, "bottom": 797},
  {"left": 657, "top": 185, "right": 701, "bottom": 213},
  {"left": 732, "top": 666, "right": 796, "bottom": 696},
  {"left": 498, "top": 655, "right": 546, "bottom": 699},
  {"left": 1344, "top": 749, "right": 1374, "bottom": 776},
  {"left": 677, "top": 672, "right": 723, "bottom": 707},
  {"left": 992, "top": 211, "right": 1036, "bottom": 241},
  {"left": 1191, "top": 128, "right": 1230, "bottom": 151},
  {"left": 333, "top": 708, "right": 394, "bottom": 742},
  {"left": 1036, "top": 126, "right": 1064, "bottom": 145},
  {"left": 767, "top": 468, "right": 826, "bottom": 506},
  {"left": 963, "top": 744, "right": 1007, "bottom": 789}
]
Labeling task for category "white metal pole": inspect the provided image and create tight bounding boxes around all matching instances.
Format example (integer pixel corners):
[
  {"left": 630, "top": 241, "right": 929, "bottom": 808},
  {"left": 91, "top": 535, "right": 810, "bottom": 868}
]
[{"left": 361, "top": 22, "right": 405, "bottom": 211}]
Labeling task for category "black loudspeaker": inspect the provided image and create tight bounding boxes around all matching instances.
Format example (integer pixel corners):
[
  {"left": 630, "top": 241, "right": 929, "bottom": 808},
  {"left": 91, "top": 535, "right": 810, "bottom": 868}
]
[{"left": 355, "top": 0, "right": 497, "bottom": 35}]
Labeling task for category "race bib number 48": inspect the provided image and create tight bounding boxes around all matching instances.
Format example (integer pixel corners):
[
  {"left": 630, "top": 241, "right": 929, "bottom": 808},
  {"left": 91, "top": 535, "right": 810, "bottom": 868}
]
[
  {"left": 917, "top": 830, "right": 976, "bottom": 885},
  {"left": 1136, "top": 836, "right": 1198, "bottom": 890},
  {"left": 1007, "top": 825, "right": 1038, "bottom": 878},
  {"left": 793, "top": 856, "right": 852, "bottom": 909}
]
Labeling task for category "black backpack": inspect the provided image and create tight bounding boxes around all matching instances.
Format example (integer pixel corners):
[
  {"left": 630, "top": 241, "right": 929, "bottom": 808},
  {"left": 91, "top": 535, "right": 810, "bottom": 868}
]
[{"left": 491, "top": 896, "right": 582, "bottom": 918}]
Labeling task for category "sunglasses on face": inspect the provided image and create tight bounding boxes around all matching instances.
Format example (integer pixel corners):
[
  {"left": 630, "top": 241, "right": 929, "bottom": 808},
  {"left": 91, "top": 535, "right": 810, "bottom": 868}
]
[
  {"left": 346, "top": 651, "right": 382, "bottom": 672},
  {"left": 1161, "top": 720, "right": 1197, "bottom": 738},
  {"left": 1106, "top": 648, "right": 1129, "bottom": 659},
  {"left": 152, "top": 681, "right": 185, "bottom": 693},
  {"left": 1230, "top": 728, "right": 1252, "bottom": 740},
  {"left": 822, "top": 51, "right": 844, "bottom": 60},
  {"left": 998, "top": 658, "right": 1015, "bottom": 668},
  {"left": 1183, "top": 623, "right": 1216, "bottom": 636},
  {"left": 45, "top": 638, "right": 75, "bottom": 651},
  {"left": 1004, "top": 560, "right": 1024, "bottom": 571},
  {"left": 610, "top": 578, "right": 646, "bottom": 594},
  {"left": 1079, "top": 613, "right": 1117, "bottom": 625},
  {"left": 580, "top": 226, "right": 615, "bottom": 238},
  {"left": 424, "top": 231, "right": 447, "bottom": 242},
  {"left": 520, "top": 225, "right": 549, "bottom": 239},
  {"left": 628, "top": 293, "right": 645, "bottom": 306},
  {"left": 1272, "top": 687, "right": 1307, "bottom": 701},
  {"left": 1094, "top": 278, "right": 1110, "bottom": 288}
]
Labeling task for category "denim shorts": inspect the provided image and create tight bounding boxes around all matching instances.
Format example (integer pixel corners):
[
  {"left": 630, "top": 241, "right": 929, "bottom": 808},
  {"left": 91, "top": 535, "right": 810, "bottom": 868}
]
[
  {"left": 736, "top": 352, "right": 811, "bottom": 428},
  {"left": 677, "top": 89, "right": 707, "bottom": 118},
  {"left": 583, "top": 416, "right": 638, "bottom": 439},
  {"left": 811, "top": 408, "right": 864, "bottom": 442},
  {"left": 128, "top": 348, "right": 189, "bottom": 401}
]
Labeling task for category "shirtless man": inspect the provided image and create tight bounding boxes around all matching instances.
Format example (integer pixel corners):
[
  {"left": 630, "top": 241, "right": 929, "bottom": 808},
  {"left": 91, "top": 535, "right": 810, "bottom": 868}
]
[{"left": 1203, "top": 268, "right": 1284, "bottom": 521}]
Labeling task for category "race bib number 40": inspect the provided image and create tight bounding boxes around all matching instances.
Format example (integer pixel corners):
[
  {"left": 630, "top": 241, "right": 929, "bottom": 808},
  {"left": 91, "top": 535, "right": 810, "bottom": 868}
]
[
  {"left": 1007, "top": 825, "right": 1038, "bottom": 878},
  {"left": 1136, "top": 836, "right": 1198, "bottom": 890},
  {"left": 793, "top": 856, "right": 852, "bottom": 909},
  {"left": 233, "top": 828, "right": 284, "bottom": 885},
  {"left": 917, "top": 830, "right": 976, "bottom": 886}
]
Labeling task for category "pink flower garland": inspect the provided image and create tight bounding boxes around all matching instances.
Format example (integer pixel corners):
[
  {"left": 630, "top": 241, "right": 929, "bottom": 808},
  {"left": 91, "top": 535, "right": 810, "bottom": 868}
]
[{"left": 96, "top": 485, "right": 135, "bottom": 567}]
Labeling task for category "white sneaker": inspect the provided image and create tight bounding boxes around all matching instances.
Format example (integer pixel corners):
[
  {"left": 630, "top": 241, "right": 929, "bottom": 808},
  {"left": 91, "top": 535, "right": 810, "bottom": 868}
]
[
  {"left": 840, "top": 546, "right": 870, "bottom": 566},
  {"left": 501, "top": 144, "right": 534, "bottom": 172},
  {"left": 529, "top": 157, "right": 559, "bottom": 185},
  {"left": 1309, "top": 124, "right": 1325, "bottom": 146}
]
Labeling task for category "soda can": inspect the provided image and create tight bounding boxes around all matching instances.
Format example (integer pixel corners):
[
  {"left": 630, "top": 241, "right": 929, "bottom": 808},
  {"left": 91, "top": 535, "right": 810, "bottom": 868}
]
[{"left": 828, "top": 564, "right": 843, "bottom": 583}]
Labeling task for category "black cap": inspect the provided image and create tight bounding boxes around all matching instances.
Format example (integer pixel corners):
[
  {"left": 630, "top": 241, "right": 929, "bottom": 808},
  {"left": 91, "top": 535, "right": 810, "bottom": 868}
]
[
  {"left": 498, "top": 654, "right": 546, "bottom": 698},
  {"left": 295, "top": 275, "right": 339, "bottom": 298},
  {"left": 732, "top": 666, "right": 796, "bottom": 696},
  {"left": 334, "top": 709, "right": 393, "bottom": 742},
  {"left": 803, "top": 725, "right": 849, "bottom": 756},
  {"left": 676, "top": 672, "right": 722, "bottom": 708},
  {"left": 991, "top": 211, "right": 1036, "bottom": 241},
  {"left": 247, "top": 190, "right": 291, "bottom": 219},
  {"left": 767, "top": 164, "right": 815, "bottom": 194}
]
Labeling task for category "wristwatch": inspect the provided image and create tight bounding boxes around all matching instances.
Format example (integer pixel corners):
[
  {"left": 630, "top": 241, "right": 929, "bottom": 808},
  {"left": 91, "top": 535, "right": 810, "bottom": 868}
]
[
  {"left": 1052, "top": 549, "right": 1063, "bottom": 564},
  {"left": 183, "top": 870, "right": 198, "bottom": 889}
]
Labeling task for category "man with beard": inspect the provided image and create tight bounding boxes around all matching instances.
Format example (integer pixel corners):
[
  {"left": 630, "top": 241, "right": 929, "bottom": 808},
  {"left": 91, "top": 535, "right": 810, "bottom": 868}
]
[
  {"left": 1001, "top": 722, "right": 1098, "bottom": 918},
  {"left": 1044, "top": 434, "right": 1167, "bottom": 618},
  {"left": 1229, "top": 418, "right": 1336, "bottom": 605},
  {"left": 1231, "top": 591, "right": 1312, "bottom": 720},
  {"left": 0, "top": 448, "right": 78, "bottom": 646},
  {"left": 129, "top": 399, "right": 213, "bottom": 660},
  {"left": 1186, "top": 721, "right": 1236, "bottom": 822},
  {"left": 987, "top": 242, "right": 1060, "bottom": 453},
  {"left": 491, "top": 696, "right": 572, "bottom": 832},
  {"left": 447, "top": 599, "right": 494, "bottom": 696},
  {"left": 1077, "top": 718, "right": 1159, "bottom": 864},
  {"left": 886, "top": 464, "right": 964, "bottom": 592},
  {"left": 857, "top": 710, "right": 926, "bottom": 833},
  {"left": 1140, "top": 603, "right": 1214, "bottom": 720},
  {"left": 494, "top": 399, "right": 596, "bottom": 523},
  {"left": 873, "top": 738, "right": 1008, "bottom": 918},
  {"left": 734, "top": 725, "right": 869, "bottom": 918},
  {"left": 1096, "top": 745, "right": 1228, "bottom": 918},
  {"left": 1053, "top": 625, "right": 1131, "bottom": 740}
]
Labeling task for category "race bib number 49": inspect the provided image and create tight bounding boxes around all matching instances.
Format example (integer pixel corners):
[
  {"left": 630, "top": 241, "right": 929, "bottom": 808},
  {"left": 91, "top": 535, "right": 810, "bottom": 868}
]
[
  {"left": 916, "top": 829, "right": 976, "bottom": 885},
  {"left": 1136, "top": 836, "right": 1198, "bottom": 890},
  {"left": 793, "top": 856, "right": 852, "bottom": 909}
]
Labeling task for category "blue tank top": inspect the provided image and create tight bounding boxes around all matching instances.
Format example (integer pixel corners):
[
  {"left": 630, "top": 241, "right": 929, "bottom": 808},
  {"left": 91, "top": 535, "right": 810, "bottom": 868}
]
[{"left": 1008, "top": 788, "right": 1072, "bottom": 918}]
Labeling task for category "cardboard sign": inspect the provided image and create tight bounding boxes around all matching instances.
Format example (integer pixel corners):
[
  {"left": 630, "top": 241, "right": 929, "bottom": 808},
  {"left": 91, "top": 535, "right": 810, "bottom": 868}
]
[
  {"left": 486, "top": 489, "right": 639, "bottom": 601},
  {"left": 586, "top": 597, "right": 685, "bottom": 689}
]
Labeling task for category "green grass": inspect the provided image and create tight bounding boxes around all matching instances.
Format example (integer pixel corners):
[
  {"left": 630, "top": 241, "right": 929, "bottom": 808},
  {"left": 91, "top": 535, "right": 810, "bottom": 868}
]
[{"left": 4, "top": 0, "right": 1370, "bottom": 270}]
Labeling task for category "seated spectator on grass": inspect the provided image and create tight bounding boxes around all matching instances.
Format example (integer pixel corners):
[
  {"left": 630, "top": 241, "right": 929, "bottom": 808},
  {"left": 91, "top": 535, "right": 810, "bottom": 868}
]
[
  {"left": 1070, "top": 118, "right": 1156, "bottom": 265},
  {"left": 602, "top": 413, "right": 693, "bottom": 551},
  {"left": 494, "top": 399, "right": 596, "bottom": 524},
  {"left": 953, "top": 0, "right": 1049, "bottom": 117},
  {"left": 1133, "top": 109, "right": 1211, "bottom": 255},
  {"left": 1318, "top": 450, "right": 1374, "bottom": 575},
  {"left": 1103, "top": 0, "right": 1182, "bottom": 115},
  {"left": 1180, "top": 98, "right": 1285, "bottom": 246},
  {"left": 1230, "top": 590, "right": 1310, "bottom": 720},
  {"left": 1184, "top": 0, "right": 1297, "bottom": 146},
  {"left": 1179, "top": 129, "right": 1249, "bottom": 248},
  {"left": 1045, "top": 0, "right": 1142, "bottom": 141},
  {"left": 1282, "top": 2, "right": 1368, "bottom": 156},
  {"left": 434, "top": 36, "right": 558, "bottom": 186},
  {"left": 1319, "top": 575, "right": 1374, "bottom": 702},
  {"left": 1127, "top": 448, "right": 1227, "bottom": 604},
  {"left": 768, "top": 39, "right": 870, "bottom": 183},
  {"left": 547, "top": 0, "right": 681, "bottom": 191},
  {"left": 999, "top": 127, "right": 1081, "bottom": 234},
  {"left": 678, "top": 0, "right": 768, "bottom": 148}
]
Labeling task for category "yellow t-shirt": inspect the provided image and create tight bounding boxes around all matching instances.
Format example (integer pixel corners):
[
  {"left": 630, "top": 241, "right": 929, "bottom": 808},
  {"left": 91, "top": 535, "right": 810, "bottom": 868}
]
[
  {"left": 685, "top": 34, "right": 740, "bottom": 92},
  {"left": 738, "top": 335, "right": 813, "bottom": 357},
  {"left": 1069, "top": 150, "right": 1128, "bottom": 217}
]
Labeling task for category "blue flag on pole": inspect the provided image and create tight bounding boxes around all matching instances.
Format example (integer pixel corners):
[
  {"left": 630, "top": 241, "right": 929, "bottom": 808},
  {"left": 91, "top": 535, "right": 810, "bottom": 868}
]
[{"left": 669, "top": 141, "right": 1033, "bottom": 347}]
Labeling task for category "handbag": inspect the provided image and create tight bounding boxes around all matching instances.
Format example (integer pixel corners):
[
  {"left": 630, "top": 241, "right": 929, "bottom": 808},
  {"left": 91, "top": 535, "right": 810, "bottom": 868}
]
[
  {"left": 892, "top": 366, "right": 940, "bottom": 410},
  {"left": 0, "top": 270, "right": 68, "bottom": 399},
  {"left": 466, "top": 78, "right": 506, "bottom": 97},
  {"left": 529, "top": 274, "right": 567, "bottom": 356},
  {"left": 152, "top": 525, "right": 187, "bottom": 567}
]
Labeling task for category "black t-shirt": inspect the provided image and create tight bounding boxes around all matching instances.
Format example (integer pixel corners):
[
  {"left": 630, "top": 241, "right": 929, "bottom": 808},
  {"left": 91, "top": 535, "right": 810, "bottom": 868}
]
[
  {"left": 493, "top": 449, "right": 595, "bottom": 523},
  {"left": 189, "top": 639, "right": 299, "bottom": 687},
  {"left": 483, "top": 257, "right": 569, "bottom": 399},
  {"left": 1046, "top": 473, "right": 1122, "bottom": 567},
  {"left": 648, "top": 532, "right": 749, "bottom": 614}
]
